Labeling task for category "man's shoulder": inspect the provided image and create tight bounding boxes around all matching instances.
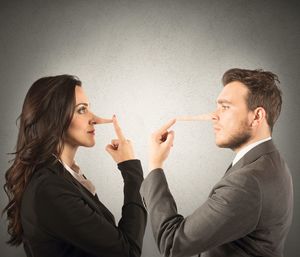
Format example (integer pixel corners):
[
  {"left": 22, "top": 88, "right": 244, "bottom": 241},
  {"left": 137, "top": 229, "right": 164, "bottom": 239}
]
[
  {"left": 245, "top": 149, "right": 287, "bottom": 175},
  {"left": 228, "top": 149, "right": 291, "bottom": 192}
]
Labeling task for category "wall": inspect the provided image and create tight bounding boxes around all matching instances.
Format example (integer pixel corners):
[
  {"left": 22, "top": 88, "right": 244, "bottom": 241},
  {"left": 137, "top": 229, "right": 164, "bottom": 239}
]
[{"left": 0, "top": 0, "right": 299, "bottom": 256}]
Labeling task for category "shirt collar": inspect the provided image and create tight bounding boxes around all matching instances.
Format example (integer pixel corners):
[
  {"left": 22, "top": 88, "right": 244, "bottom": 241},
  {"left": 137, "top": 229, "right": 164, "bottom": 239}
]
[
  {"left": 61, "top": 161, "right": 82, "bottom": 176},
  {"left": 52, "top": 154, "right": 82, "bottom": 177},
  {"left": 232, "top": 137, "right": 272, "bottom": 166}
]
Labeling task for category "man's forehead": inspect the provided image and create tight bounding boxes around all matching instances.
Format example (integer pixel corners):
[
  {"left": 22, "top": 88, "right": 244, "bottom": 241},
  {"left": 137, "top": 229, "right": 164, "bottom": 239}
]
[
  {"left": 221, "top": 82, "right": 248, "bottom": 94},
  {"left": 216, "top": 81, "right": 248, "bottom": 103},
  {"left": 224, "top": 81, "right": 248, "bottom": 92}
]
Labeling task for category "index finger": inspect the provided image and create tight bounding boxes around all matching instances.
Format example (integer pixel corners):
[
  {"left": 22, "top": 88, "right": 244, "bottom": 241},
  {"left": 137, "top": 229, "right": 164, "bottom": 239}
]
[
  {"left": 113, "top": 115, "right": 126, "bottom": 140},
  {"left": 157, "top": 118, "right": 176, "bottom": 134}
]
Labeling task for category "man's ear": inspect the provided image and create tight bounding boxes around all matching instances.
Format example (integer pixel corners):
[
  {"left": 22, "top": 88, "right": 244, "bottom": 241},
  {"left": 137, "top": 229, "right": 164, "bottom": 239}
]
[{"left": 251, "top": 107, "right": 266, "bottom": 127}]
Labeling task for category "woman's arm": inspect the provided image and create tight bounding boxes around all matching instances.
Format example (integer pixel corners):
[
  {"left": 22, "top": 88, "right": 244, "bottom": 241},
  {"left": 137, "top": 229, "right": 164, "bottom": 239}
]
[
  {"left": 35, "top": 160, "right": 146, "bottom": 257},
  {"left": 118, "top": 159, "right": 147, "bottom": 256}
]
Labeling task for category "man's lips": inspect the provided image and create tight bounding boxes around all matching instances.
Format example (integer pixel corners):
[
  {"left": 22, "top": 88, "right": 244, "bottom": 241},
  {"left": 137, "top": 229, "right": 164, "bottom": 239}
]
[{"left": 214, "top": 127, "right": 221, "bottom": 132}]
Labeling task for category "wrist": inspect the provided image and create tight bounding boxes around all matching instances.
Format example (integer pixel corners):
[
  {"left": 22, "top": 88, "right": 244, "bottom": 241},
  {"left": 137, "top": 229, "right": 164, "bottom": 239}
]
[
  {"left": 117, "top": 155, "right": 135, "bottom": 164},
  {"left": 149, "top": 162, "right": 163, "bottom": 172}
]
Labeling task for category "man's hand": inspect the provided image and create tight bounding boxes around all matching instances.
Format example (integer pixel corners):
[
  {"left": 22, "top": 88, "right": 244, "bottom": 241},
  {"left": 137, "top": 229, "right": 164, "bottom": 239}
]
[
  {"left": 149, "top": 119, "right": 176, "bottom": 171},
  {"left": 105, "top": 115, "right": 135, "bottom": 164}
]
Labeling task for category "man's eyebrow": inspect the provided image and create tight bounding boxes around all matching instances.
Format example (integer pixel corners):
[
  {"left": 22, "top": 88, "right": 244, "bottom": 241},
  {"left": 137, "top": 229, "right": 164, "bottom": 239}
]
[
  {"left": 74, "top": 102, "right": 89, "bottom": 107},
  {"left": 216, "top": 99, "right": 232, "bottom": 104}
]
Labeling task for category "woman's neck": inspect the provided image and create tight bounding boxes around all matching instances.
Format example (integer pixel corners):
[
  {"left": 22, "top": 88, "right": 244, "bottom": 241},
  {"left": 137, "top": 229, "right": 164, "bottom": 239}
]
[{"left": 60, "top": 144, "right": 78, "bottom": 167}]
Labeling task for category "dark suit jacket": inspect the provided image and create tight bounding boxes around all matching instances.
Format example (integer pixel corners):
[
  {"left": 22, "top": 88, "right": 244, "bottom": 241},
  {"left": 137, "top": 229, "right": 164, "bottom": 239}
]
[
  {"left": 140, "top": 140, "right": 293, "bottom": 257},
  {"left": 21, "top": 157, "right": 147, "bottom": 257}
]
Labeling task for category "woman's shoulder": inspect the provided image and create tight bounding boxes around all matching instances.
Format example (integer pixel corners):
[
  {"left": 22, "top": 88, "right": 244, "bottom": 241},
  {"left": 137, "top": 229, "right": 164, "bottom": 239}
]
[
  {"left": 21, "top": 160, "right": 80, "bottom": 223},
  {"left": 32, "top": 159, "right": 63, "bottom": 179},
  {"left": 26, "top": 160, "right": 69, "bottom": 193},
  {"left": 23, "top": 160, "right": 79, "bottom": 206}
]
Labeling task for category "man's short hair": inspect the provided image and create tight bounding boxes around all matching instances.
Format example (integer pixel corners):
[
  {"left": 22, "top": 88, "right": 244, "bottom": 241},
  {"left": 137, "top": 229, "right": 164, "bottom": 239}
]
[{"left": 222, "top": 68, "right": 282, "bottom": 132}]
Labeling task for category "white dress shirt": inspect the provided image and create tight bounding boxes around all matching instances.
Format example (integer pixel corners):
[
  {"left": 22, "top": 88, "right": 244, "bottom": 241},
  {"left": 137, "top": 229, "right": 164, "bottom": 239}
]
[
  {"left": 61, "top": 161, "right": 96, "bottom": 196},
  {"left": 232, "top": 137, "right": 272, "bottom": 166}
]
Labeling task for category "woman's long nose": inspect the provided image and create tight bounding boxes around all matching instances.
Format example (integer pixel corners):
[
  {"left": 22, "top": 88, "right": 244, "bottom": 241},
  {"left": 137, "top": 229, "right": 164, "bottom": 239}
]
[
  {"left": 89, "top": 118, "right": 97, "bottom": 125},
  {"left": 88, "top": 111, "right": 96, "bottom": 125},
  {"left": 92, "top": 114, "right": 113, "bottom": 124}
]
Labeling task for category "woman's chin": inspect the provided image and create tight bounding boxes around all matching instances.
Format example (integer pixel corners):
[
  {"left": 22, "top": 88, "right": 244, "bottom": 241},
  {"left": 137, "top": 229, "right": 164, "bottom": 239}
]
[
  {"left": 88, "top": 142, "right": 96, "bottom": 147},
  {"left": 82, "top": 141, "right": 96, "bottom": 148}
]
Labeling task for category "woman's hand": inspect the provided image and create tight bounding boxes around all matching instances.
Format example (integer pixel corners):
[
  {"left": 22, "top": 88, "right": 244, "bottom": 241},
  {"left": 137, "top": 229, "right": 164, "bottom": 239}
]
[
  {"left": 149, "top": 119, "right": 176, "bottom": 171},
  {"left": 105, "top": 115, "right": 135, "bottom": 164}
]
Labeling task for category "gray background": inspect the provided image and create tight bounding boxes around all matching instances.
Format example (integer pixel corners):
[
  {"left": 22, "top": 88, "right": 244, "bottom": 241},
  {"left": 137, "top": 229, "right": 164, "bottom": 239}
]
[{"left": 0, "top": 0, "right": 299, "bottom": 256}]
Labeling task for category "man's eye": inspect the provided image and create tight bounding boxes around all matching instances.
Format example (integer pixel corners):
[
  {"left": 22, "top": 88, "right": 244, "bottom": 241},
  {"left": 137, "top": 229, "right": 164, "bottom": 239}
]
[{"left": 222, "top": 105, "right": 229, "bottom": 110}]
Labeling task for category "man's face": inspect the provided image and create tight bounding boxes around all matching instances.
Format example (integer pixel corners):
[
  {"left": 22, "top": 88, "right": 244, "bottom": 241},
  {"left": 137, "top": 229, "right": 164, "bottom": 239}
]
[{"left": 213, "top": 81, "right": 253, "bottom": 151}]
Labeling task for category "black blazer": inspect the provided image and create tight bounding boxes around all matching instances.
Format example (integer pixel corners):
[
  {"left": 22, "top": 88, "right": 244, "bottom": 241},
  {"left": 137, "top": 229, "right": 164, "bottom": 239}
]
[
  {"left": 141, "top": 140, "right": 293, "bottom": 257},
  {"left": 21, "top": 157, "right": 147, "bottom": 257}
]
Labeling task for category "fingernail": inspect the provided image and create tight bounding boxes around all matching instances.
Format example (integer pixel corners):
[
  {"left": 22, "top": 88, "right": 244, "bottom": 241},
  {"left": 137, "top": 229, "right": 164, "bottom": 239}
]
[{"left": 113, "top": 114, "right": 116, "bottom": 118}]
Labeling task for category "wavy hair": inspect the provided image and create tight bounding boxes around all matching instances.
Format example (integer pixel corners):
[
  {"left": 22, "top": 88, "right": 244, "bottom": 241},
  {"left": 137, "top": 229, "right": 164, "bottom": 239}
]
[{"left": 3, "top": 74, "right": 81, "bottom": 245}]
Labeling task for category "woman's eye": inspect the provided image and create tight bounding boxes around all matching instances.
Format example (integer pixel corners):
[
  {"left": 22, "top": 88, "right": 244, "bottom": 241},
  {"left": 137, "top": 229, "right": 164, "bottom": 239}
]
[{"left": 77, "top": 107, "right": 87, "bottom": 114}]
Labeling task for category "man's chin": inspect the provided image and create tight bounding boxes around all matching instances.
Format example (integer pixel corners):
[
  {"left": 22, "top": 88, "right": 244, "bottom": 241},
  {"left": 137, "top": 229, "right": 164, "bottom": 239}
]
[
  {"left": 215, "top": 136, "right": 228, "bottom": 148},
  {"left": 215, "top": 141, "right": 230, "bottom": 149},
  {"left": 215, "top": 135, "right": 251, "bottom": 151},
  {"left": 215, "top": 137, "right": 237, "bottom": 149}
]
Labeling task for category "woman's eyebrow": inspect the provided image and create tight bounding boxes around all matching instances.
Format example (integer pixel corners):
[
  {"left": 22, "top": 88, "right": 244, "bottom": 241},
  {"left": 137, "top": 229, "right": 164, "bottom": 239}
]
[{"left": 74, "top": 102, "right": 89, "bottom": 107}]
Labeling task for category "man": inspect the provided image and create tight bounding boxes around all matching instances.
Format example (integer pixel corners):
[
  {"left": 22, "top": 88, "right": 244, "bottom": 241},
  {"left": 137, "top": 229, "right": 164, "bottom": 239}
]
[{"left": 141, "top": 68, "right": 293, "bottom": 257}]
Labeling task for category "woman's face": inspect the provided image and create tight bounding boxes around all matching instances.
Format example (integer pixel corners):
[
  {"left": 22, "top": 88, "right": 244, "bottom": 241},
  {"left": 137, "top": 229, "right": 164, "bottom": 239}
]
[{"left": 65, "top": 86, "right": 96, "bottom": 148}]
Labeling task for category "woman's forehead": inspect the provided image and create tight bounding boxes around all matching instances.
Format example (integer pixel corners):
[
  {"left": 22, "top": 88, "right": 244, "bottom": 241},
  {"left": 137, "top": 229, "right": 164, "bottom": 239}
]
[{"left": 75, "top": 86, "right": 89, "bottom": 104}]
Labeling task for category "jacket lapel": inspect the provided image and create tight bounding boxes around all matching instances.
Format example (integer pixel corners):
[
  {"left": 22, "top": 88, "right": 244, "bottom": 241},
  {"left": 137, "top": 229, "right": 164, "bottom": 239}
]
[{"left": 47, "top": 157, "right": 116, "bottom": 225}]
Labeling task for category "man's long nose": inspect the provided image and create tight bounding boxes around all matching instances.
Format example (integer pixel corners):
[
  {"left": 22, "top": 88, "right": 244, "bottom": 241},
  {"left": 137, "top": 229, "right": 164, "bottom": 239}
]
[{"left": 211, "top": 111, "right": 219, "bottom": 122}]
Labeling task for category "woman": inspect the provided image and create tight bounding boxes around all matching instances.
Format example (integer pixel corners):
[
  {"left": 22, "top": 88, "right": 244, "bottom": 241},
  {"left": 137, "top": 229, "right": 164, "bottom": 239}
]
[{"left": 3, "top": 75, "right": 147, "bottom": 257}]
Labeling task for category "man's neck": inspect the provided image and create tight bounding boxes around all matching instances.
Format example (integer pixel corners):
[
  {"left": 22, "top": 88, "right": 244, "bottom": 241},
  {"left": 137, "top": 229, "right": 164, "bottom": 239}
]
[
  {"left": 232, "top": 136, "right": 272, "bottom": 166},
  {"left": 233, "top": 131, "right": 271, "bottom": 153}
]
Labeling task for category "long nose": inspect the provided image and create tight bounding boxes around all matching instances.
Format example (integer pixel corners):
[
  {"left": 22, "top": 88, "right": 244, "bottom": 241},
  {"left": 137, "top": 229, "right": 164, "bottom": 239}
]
[
  {"left": 90, "top": 113, "right": 113, "bottom": 124},
  {"left": 89, "top": 112, "right": 97, "bottom": 125},
  {"left": 211, "top": 110, "right": 219, "bottom": 122}
]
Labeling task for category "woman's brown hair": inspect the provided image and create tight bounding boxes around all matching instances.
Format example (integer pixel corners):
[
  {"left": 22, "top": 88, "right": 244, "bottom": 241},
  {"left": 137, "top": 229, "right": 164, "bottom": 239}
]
[{"left": 3, "top": 74, "right": 81, "bottom": 245}]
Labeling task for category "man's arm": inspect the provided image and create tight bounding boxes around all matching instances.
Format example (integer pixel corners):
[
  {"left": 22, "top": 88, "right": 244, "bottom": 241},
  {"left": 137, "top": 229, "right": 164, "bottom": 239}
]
[{"left": 141, "top": 168, "right": 262, "bottom": 257}]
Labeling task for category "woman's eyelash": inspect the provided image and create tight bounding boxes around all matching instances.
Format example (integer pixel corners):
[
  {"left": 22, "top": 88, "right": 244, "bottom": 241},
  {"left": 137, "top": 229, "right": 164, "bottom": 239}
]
[{"left": 77, "top": 106, "right": 87, "bottom": 113}]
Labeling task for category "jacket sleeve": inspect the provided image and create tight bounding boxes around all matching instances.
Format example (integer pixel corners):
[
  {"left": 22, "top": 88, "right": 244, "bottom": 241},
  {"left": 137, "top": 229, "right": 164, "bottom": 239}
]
[
  {"left": 36, "top": 159, "right": 147, "bottom": 257},
  {"left": 140, "top": 168, "right": 262, "bottom": 257}
]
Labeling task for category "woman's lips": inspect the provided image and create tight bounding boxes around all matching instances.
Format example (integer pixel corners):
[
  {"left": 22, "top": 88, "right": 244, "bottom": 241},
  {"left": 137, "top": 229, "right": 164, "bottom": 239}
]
[{"left": 87, "top": 130, "right": 95, "bottom": 135}]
